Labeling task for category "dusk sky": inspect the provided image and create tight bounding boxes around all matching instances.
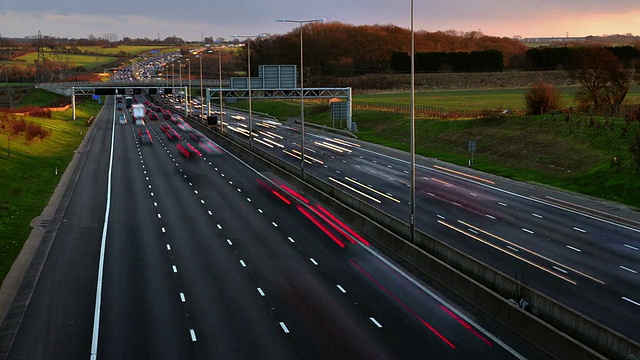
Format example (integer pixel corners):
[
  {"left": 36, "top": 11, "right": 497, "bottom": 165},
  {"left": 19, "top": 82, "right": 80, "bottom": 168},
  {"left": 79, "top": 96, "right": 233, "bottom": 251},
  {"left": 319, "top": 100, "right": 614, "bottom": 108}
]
[{"left": 0, "top": 0, "right": 639, "bottom": 40}]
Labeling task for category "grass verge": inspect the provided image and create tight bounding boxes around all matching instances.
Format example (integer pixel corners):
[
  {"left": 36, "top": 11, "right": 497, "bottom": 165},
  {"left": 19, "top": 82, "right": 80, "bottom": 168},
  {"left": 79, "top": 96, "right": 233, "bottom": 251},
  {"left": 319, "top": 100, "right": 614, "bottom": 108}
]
[{"left": 0, "top": 99, "right": 100, "bottom": 283}]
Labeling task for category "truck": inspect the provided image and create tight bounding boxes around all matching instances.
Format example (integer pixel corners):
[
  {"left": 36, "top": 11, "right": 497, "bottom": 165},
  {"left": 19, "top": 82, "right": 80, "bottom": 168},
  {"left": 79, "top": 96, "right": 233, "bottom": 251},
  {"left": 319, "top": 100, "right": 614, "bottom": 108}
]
[{"left": 132, "top": 104, "right": 146, "bottom": 126}]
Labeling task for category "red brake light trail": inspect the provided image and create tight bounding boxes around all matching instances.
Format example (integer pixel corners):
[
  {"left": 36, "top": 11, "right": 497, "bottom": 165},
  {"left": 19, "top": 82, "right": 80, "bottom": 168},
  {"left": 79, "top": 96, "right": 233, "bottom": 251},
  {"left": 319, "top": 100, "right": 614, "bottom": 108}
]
[
  {"left": 280, "top": 184, "right": 309, "bottom": 204},
  {"left": 315, "top": 205, "right": 370, "bottom": 246},
  {"left": 349, "top": 259, "right": 455, "bottom": 349},
  {"left": 297, "top": 205, "right": 345, "bottom": 248},
  {"left": 440, "top": 305, "right": 492, "bottom": 346}
]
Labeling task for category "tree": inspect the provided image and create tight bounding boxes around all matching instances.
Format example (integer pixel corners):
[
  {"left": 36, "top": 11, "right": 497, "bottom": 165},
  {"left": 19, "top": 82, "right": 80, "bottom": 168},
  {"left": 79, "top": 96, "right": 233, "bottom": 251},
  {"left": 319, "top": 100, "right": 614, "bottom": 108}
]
[
  {"left": 524, "top": 82, "right": 564, "bottom": 115},
  {"left": 569, "top": 47, "right": 630, "bottom": 113}
]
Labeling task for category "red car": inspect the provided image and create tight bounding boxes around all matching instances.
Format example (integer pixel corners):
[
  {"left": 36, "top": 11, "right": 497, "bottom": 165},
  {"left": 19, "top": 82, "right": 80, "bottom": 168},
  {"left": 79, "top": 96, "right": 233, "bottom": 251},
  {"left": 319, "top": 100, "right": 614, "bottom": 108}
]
[{"left": 148, "top": 112, "right": 158, "bottom": 121}]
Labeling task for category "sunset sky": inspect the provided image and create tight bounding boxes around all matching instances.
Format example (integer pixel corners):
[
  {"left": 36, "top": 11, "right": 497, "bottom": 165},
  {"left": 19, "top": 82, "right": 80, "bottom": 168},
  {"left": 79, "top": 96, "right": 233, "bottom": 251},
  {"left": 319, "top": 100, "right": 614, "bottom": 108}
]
[{"left": 0, "top": 0, "right": 638, "bottom": 40}]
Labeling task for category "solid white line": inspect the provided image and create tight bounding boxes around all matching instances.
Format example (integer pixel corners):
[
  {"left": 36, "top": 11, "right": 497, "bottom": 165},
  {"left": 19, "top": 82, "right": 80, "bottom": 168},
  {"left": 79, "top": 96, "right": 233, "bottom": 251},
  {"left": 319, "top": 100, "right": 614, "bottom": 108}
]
[
  {"left": 566, "top": 245, "right": 582, "bottom": 252},
  {"left": 288, "top": 237, "right": 295, "bottom": 243},
  {"left": 369, "top": 317, "right": 382, "bottom": 328},
  {"left": 240, "top": 260, "right": 246, "bottom": 267},
  {"left": 522, "top": 228, "right": 534, "bottom": 234},
  {"left": 336, "top": 285, "right": 347, "bottom": 293},
  {"left": 622, "top": 297, "right": 640, "bottom": 306},
  {"left": 257, "top": 287, "right": 265, "bottom": 296},
  {"left": 573, "top": 227, "right": 587, "bottom": 233},
  {"left": 227, "top": 239, "right": 233, "bottom": 245},
  {"left": 552, "top": 266, "right": 568, "bottom": 274},
  {"left": 180, "top": 292, "right": 186, "bottom": 302},
  {"left": 358, "top": 241, "right": 526, "bottom": 359},
  {"left": 166, "top": 244, "right": 171, "bottom": 251},
  {"left": 90, "top": 104, "right": 117, "bottom": 360},
  {"left": 190, "top": 329, "right": 197, "bottom": 342},
  {"left": 279, "top": 322, "right": 290, "bottom": 333},
  {"left": 624, "top": 244, "right": 639, "bottom": 250},
  {"left": 310, "top": 258, "right": 318, "bottom": 265},
  {"left": 620, "top": 266, "right": 638, "bottom": 274}
]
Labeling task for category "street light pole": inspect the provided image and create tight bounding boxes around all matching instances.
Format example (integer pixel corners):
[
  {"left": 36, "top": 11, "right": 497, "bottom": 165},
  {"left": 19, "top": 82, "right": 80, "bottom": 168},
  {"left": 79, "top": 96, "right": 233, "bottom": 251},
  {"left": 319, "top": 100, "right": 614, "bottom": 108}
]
[
  {"left": 218, "top": 49, "right": 224, "bottom": 133},
  {"left": 409, "top": 0, "right": 416, "bottom": 243},
  {"left": 187, "top": 58, "right": 191, "bottom": 115},
  {"left": 277, "top": 18, "right": 326, "bottom": 178},
  {"left": 232, "top": 34, "right": 265, "bottom": 150},
  {"left": 171, "top": 63, "right": 175, "bottom": 89},
  {"left": 199, "top": 54, "right": 204, "bottom": 120}
]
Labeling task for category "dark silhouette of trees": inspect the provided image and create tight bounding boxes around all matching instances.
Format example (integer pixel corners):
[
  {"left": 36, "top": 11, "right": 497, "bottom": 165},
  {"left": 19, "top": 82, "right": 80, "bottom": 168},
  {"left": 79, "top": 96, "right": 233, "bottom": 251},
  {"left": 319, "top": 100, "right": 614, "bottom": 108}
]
[{"left": 569, "top": 47, "right": 631, "bottom": 113}]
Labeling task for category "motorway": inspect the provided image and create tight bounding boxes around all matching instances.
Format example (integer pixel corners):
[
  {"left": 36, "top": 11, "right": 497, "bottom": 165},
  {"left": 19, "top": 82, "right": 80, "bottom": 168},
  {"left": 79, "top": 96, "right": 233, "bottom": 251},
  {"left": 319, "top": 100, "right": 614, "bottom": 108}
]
[
  {"left": 1, "top": 96, "right": 543, "bottom": 359},
  {"left": 209, "top": 102, "right": 640, "bottom": 342}
]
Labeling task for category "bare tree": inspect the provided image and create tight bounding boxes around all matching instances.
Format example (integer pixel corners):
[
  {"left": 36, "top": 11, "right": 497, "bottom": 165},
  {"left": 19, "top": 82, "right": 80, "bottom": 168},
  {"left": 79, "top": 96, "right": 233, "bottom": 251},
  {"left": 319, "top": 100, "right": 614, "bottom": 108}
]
[{"left": 569, "top": 47, "right": 630, "bottom": 114}]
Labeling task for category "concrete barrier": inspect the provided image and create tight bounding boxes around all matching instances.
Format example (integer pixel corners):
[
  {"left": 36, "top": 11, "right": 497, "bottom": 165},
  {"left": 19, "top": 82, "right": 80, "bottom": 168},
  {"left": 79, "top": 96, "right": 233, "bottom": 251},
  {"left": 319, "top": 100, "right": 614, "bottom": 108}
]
[{"left": 189, "top": 116, "right": 640, "bottom": 360}]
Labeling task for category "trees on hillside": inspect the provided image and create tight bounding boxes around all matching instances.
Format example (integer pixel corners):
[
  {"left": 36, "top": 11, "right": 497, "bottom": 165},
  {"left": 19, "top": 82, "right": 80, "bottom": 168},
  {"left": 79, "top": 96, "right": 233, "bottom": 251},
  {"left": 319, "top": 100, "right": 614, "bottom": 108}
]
[{"left": 569, "top": 47, "right": 630, "bottom": 113}]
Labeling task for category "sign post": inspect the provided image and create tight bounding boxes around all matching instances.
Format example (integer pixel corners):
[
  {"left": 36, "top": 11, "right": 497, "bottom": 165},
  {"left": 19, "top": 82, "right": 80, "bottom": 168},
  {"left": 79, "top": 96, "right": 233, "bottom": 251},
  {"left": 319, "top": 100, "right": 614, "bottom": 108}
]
[{"left": 468, "top": 140, "right": 477, "bottom": 166}]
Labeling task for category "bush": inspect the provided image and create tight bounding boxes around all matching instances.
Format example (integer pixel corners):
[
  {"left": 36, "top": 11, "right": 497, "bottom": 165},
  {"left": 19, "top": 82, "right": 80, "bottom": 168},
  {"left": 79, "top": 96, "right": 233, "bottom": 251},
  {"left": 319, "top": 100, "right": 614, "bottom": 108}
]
[{"left": 524, "top": 81, "right": 564, "bottom": 115}]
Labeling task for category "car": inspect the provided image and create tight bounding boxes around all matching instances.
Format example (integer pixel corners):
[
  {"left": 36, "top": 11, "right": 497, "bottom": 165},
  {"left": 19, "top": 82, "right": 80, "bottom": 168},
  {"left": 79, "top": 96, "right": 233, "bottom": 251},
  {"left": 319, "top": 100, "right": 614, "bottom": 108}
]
[
  {"left": 197, "top": 139, "right": 223, "bottom": 155},
  {"left": 176, "top": 142, "right": 202, "bottom": 158},
  {"left": 118, "top": 113, "right": 126, "bottom": 124},
  {"left": 138, "top": 128, "right": 153, "bottom": 144},
  {"left": 162, "top": 109, "right": 171, "bottom": 120},
  {"left": 148, "top": 112, "right": 158, "bottom": 121}
]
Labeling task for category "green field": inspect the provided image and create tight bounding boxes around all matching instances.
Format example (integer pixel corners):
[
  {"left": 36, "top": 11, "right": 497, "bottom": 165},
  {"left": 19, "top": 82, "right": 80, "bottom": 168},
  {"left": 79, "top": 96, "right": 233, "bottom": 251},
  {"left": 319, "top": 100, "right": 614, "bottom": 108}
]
[
  {"left": 0, "top": 98, "right": 100, "bottom": 282},
  {"left": 354, "top": 85, "right": 640, "bottom": 112},
  {"left": 14, "top": 53, "right": 118, "bottom": 70},
  {"left": 76, "top": 45, "right": 178, "bottom": 56}
]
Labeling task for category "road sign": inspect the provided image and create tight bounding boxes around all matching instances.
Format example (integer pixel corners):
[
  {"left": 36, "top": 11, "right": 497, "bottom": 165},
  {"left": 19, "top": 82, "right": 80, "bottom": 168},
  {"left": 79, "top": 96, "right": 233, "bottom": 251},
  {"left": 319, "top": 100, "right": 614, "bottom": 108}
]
[
  {"left": 92, "top": 95, "right": 100, "bottom": 100},
  {"left": 468, "top": 140, "right": 477, "bottom": 152}
]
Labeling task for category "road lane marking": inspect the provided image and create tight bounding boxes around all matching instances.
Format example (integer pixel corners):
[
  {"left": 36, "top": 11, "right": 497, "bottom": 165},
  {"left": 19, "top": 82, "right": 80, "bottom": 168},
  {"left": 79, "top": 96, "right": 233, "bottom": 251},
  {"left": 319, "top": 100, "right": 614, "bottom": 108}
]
[
  {"left": 190, "top": 329, "right": 197, "bottom": 342},
  {"left": 552, "top": 266, "right": 568, "bottom": 274},
  {"left": 180, "top": 293, "right": 186, "bottom": 302},
  {"left": 288, "top": 237, "right": 295, "bottom": 243},
  {"left": 194, "top": 190, "right": 198, "bottom": 194},
  {"left": 272, "top": 222, "right": 278, "bottom": 227},
  {"left": 279, "top": 322, "right": 290, "bottom": 333},
  {"left": 200, "top": 200, "right": 205, "bottom": 204},
  {"left": 150, "top": 192, "right": 154, "bottom": 197},
  {"left": 486, "top": 214, "right": 496, "bottom": 220},
  {"left": 227, "top": 239, "right": 233, "bottom": 245},
  {"left": 257, "top": 288, "right": 265, "bottom": 296},
  {"left": 522, "top": 228, "right": 534, "bottom": 234},
  {"left": 622, "top": 297, "right": 640, "bottom": 306},
  {"left": 157, "top": 214, "right": 161, "bottom": 219},
  {"left": 532, "top": 213, "right": 543, "bottom": 218},
  {"left": 172, "top": 265, "right": 178, "bottom": 273},
  {"left": 216, "top": 224, "right": 222, "bottom": 230},
  {"left": 506, "top": 246, "right": 520, "bottom": 252},
  {"left": 166, "top": 244, "right": 171, "bottom": 251},
  {"left": 573, "top": 227, "right": 587, "bottom": 233},
  {"left": 624, "top": 244, "right": 639, "bottom": 251},
  {"left": 247, "top": 197, "right": 252, "bottom": 202},
  {"left": 336, "top": 285, "right": 347, "bottom": 293},
  {"left": 240, "top": 260, "right": 246, "bottom": 267},
  {"left": 258, "top": 209, "right": 263, "bottom": 214},
  {"left": 208, "top": 211, "right": 213, "bottom": 215},
  {"left": 161, "top": 227, "right": 166, "bottom": 233},
  {"left": 369, "top": 317, "right": 382, "bottom": 328},
  {"left": 310, "top": 258, "right": 318, "bottom": 265},
  {"left": 90, "top": 107, "right": 117, "bottom": 360},
  {"left": 566, "top": 245, "right": 582, "bottom": 252},
  {"left": 620, "top": 266, "right": 638, "bottom": 274},
  {"left": 498, "top": 202, "right": 507, "bottom": 207}
]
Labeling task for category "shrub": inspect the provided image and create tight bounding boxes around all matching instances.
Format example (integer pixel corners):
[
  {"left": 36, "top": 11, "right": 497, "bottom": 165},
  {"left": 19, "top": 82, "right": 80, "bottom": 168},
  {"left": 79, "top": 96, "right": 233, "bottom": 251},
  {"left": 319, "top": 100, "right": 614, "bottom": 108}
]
[{"left": 524, "top": 81, "right": 564, "bottom": 115}]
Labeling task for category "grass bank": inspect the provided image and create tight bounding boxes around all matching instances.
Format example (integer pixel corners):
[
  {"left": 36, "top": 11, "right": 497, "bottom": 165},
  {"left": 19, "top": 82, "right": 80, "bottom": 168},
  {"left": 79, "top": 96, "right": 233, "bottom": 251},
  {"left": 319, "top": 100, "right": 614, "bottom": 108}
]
[
  {"left": 236, "top": 97, "right": 640, "bottom": 209},
  {"left": 0, "top": 98, "right": 101, "bottom": 283}
]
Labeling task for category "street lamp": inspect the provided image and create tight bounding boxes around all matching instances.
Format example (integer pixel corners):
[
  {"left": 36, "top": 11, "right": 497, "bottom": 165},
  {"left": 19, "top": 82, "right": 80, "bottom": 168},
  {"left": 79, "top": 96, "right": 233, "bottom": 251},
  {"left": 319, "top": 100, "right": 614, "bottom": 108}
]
[
  {"left": 196, "top": 54, "right": 204, "bottom": 121},
  {"left": 277, "top": 18, "right": 326, "bottom": 177},
  {"left": 171, "top": 63, "right": 175, "bottom": 89},
  {"left": 186, "top": 58, "right": 191, "bottom": 115},
  {"left": 232, "top": 34, "right": 266, "bottom": 150},
  {"left": 409, "top": 0, "right": 416, "bottom": 243},
  {"left": 218, "top": 48, "right": 224, "bottom": 133}
]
